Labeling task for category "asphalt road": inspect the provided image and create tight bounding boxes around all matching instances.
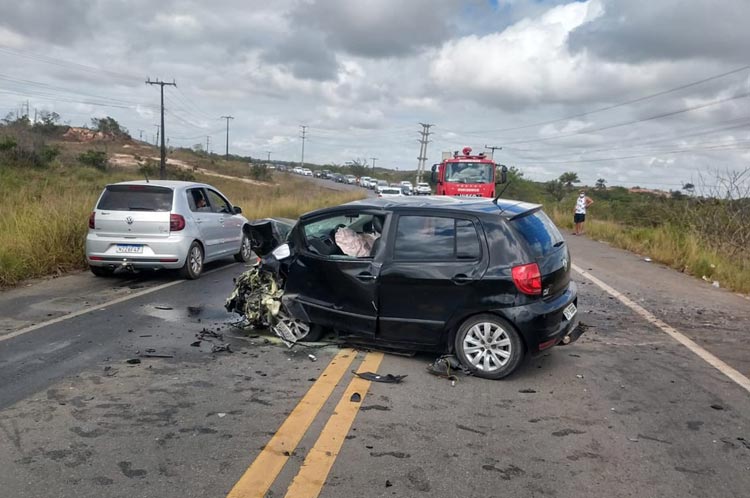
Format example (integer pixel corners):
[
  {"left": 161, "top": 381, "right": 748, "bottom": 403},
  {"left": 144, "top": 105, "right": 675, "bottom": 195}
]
[{"left": 1, "top": 190, "right": 749, "bottom": 498}]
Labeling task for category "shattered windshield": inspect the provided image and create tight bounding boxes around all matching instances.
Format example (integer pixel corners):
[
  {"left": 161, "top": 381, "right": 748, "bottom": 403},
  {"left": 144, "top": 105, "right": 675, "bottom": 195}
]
[
  {"left": 303, "top": 214, "right": 361, "bottom": 239},
  {"left": 444, "top": 162, "right": 494, "bottom": 184}
]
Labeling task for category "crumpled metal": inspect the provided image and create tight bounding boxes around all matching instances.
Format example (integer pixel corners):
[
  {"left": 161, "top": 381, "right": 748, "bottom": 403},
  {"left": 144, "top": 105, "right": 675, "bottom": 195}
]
[{"left": 225, "top": 263, "right": 284, "bottom": 328}]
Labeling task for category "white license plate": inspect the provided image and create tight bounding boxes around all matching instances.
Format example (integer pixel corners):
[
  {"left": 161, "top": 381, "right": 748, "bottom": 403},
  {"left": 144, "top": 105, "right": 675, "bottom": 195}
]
[
  {"left": 563, "top": 302, "right": 577, "bottom": 321},
  {"left": 116, "top": 244, "right": 143, "bottom": 254}
]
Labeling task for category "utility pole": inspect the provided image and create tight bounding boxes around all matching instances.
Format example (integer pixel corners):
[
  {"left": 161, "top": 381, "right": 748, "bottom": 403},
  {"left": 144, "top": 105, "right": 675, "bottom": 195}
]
[
  {"left": 485, "top": 145, "right": 502, "bottom": 159},
  {"left": 146, "top": 77, "right": 177, "bottom": 179},
  {"left": 206, "top": 135, "right": 211, "bottom": 154},
  {"left": 370, "top": 157, "right": 378, "bottom": 170},
  {"left": 416, "top": 123, "right": 433, "bottom": 184},
  {"left": 266, "top": 151, "right": 272, "bottom": 162},
  {"left": 138, "top": 129, "right": 144, "bottom": 141},
  {"left": 154, "top": 124, "right": 160, "bottom": 147},
  {"left": 299, "top": 125, "right": 308, "bottom": 168},
  {"left": 220, "top": 116, "right": 234, "bottom": 159}
]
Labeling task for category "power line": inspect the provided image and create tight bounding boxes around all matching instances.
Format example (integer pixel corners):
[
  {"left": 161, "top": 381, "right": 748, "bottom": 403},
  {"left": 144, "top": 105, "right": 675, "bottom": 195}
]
[
  {"left": 146, "top": 78, "right": 177, "bottom": 180},
  {"left": 457, "top": 63, "right": 750, "bottom": 135},
  {"left": 370, "top": 157, "right": 378, "bottom": 170},
  {"left": 221, "top": 115, "right": 234, "bottom": 158},
  {"left": 484, "top": 145, "right": 502, "bottom": 159}
]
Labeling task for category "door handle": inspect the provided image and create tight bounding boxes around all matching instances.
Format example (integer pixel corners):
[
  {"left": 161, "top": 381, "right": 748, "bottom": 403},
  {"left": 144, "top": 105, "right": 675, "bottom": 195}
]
[
  {"left": 356, "top": 272, "right": 377, "bottom": 281},
  {"left": 452, "top": 274, "right": 474, "bottom": 284}
]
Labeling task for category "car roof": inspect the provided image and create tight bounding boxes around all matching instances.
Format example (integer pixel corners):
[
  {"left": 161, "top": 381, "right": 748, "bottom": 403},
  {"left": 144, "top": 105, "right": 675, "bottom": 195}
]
[
  {"left": 106, "top": 180, "right": 212, "bottom": 190},
  {"left": 301, "top": 196, "right": 541, "bottom": 219}
]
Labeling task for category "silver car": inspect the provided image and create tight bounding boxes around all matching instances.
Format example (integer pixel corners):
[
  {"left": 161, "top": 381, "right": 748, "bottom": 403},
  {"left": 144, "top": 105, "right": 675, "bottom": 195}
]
[{"left": 86, "top": 180, "right": 253, "bottom": 279}]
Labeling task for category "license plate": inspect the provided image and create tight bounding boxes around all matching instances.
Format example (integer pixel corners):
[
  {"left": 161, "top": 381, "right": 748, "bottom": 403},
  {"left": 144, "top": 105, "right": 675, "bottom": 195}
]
[
  {"left": 563, "top": 302, "right": 577, "bottom": 321},
  {"left": 116, "top": 244, "right": 143, "bottom": 254}
]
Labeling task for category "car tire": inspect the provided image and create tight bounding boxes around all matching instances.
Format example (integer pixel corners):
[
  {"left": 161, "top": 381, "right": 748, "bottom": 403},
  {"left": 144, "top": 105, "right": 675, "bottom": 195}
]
[
  {"left": 274, "top": 312, "right": 325, "bottom": 342},
  {"left": 454, "top": 314, "right": 524, "bottom": 379},
  {"left": 90, "top": 265, "right": 114, "bottom": 277},
  {"left": 234, "top": 232, "right": 254, "bottom": 263},
  {"left": 179, "top": 241, "right": 204, "bottom": 280}
]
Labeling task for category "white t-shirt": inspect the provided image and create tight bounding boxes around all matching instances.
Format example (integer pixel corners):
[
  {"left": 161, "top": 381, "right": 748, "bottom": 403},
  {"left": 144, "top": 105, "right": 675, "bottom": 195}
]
[{"left": 575, "top": 196, "right": 587, "bottom": 214}]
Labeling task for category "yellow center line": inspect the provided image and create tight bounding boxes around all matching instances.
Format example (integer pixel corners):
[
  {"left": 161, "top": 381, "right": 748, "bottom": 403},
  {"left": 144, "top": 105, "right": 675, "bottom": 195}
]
[
  {"left": 284, "top": 351, "right": 385, "bottom": 498},
  {"left": 226, "top": 348, "right": 357, "bottom": 498}
]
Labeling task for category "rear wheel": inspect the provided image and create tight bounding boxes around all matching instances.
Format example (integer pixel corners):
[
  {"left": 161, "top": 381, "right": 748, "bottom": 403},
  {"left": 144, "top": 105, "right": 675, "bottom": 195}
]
[
  {"left": 454, "top": 314, "right": 524, "bottom": 379},
  {"left": 90, "top": 266, "right": 114, "bottom": 277},
  {"left": 179, "top": 241, "right": 204, "bottom": 279},
  {"left": 234, "top": 232, "right": 253, "bottom": 263}
]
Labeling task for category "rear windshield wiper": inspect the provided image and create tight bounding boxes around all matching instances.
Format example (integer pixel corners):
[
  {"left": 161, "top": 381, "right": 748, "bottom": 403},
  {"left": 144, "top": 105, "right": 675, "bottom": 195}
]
[{"left": 128, "top": 206, "right": 156, "bottom": 211}]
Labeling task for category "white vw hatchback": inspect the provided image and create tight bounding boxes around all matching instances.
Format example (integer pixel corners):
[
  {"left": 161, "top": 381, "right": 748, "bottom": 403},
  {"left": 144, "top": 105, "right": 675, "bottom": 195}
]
[{"left": 86, "top": 180, "right": 253, "bottom": 279}]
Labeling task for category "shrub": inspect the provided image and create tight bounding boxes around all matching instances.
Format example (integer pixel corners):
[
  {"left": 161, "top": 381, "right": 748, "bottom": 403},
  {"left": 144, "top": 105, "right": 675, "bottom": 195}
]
[{"left": 78, "top": 150, "right": 108, "bottom": 171}]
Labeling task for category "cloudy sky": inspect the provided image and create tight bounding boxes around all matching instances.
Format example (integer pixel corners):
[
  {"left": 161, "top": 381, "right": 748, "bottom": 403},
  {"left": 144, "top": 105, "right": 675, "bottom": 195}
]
[{"left": 1, "top": 0, "right": 749, "bottom": 190}]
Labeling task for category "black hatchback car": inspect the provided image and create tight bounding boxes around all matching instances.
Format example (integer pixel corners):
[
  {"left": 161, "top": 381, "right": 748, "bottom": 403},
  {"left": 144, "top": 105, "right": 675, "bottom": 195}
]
[{"left": 253, "top": 196, "right": 580, "bottom": 379}]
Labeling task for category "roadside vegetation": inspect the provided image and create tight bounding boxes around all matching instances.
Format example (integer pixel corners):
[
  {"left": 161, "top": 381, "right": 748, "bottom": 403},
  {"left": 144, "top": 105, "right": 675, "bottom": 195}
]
[{"left": 0, "top": 115, "right": 363, "bottom": 287}]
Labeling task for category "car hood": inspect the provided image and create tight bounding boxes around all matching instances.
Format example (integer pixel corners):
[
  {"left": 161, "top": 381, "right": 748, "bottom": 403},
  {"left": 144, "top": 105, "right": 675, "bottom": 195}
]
[{"left": 247, "top": 217, "right": 296, "bottom": 256}]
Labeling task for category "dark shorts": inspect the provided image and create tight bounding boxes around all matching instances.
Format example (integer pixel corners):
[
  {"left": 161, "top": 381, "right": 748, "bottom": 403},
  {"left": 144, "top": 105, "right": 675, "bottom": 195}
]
[{"left": 574, "top": 213, "right": 586, "bottom": 223}]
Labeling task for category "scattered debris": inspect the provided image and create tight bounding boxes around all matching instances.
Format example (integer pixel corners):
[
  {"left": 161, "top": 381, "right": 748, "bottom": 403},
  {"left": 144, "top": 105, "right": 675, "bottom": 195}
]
[
  {"left": 644, "top": 257, "right": 652, "bottom": 262},
  {"left": 426, "top": 355, "right": 467, "bottom": 385},
  {"left": 710, "top": 404, "right": 725, "bottom": 411},
  {"left": 141, "top": 353, "right": 174, "bottom": 358},
  {"left": 139, "top": 335, "right": 152, "bottom": 338},
  {"left": 103, "top": 366, "right": 118, "bottom": 377},
  {"left": 308, "top": 354, "right": 317, "bottom": 362},
  {"left": 225, "top": 264, "right": 283, "bottom": 329},
  {"left": 217, "top": 413, "right": 226, "bottom": 418},
  {"left": 154, "top": 305, "right": 173, "bottom": 310},
  {"left": 385, "top": 480, "right": 393, "bottom": 488},
  {"left": 125, "top": 359, "right": 141, "bottom": 365},
  {"left": 712, "top": 281, "right": 720, "bottom": 288},
  {"left": 518, "top": 389, "right": 537, "bottom": 394},
  {"left": 211, "top": 343, "right": 233, "bottom": 354},
  {"left": 350, "top": 392, "right": 362, "bottom": 403},
  {"left": 190, "top": 341, "right": 202, "bottom": 347},
  {"left": 576, "top": 374, "right": 584, "bottom": 379},
  {"left": 353, "top": 372, "right": 407, "bottom": 384}
]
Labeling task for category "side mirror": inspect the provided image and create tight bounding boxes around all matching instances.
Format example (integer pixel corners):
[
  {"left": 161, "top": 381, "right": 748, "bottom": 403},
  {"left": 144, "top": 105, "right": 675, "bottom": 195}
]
[
  {"left": 271, "top": 243, "right": 291, "bottom": 260},
  {"left": 430, "top": 164, "right": 437, "bottom": 183},
  {"left": 233, "top": 206, "right": 243, "bottom": 214},
  {"left": 497, "top": 165, "right": 508, "bottom": 184}
]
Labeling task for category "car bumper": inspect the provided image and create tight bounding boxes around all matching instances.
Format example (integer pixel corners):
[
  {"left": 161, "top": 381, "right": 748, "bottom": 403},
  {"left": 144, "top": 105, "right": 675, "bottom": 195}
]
[
  {"left": 500, "top": 281, "right": 581, "bottom": 354},
  {"left": 85, "top": 233, "right": 192, "bottom": 269}
]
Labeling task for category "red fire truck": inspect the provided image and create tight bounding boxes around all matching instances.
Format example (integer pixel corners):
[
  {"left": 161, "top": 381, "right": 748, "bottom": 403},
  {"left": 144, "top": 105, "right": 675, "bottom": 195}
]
[{"left": 430, "top": 147, "right": 507, "bottom": 198}]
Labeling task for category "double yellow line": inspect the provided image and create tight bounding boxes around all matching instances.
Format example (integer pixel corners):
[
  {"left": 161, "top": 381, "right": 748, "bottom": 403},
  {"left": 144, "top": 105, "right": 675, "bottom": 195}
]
[{"left": 227, "top": 349, "right": 383, "bottom": 498}]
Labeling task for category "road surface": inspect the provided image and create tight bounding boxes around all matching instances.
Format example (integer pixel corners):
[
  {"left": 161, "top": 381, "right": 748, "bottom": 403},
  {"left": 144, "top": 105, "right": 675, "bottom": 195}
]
[{"left": 1, "top": 193, "right": 749, "bottom": 498}]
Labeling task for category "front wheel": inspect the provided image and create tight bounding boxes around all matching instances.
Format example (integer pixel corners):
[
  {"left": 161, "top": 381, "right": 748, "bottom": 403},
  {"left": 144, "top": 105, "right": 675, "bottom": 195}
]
[
  {"left": 179, "top": 241, "right": 204, "bottom": 279},
  {"left": 234, "top": 232, "right": 254, "bottom": 263},
  {"left": 273, "top": 312, "right": 325, "bottom": 342},
  {"left": 454, "top": 314, "right": 524, "bottom": 379}
]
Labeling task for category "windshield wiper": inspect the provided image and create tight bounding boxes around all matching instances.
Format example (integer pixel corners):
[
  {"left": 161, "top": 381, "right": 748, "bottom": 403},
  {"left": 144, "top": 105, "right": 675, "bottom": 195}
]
[
  {"left": 128, "top": 206, "right": 155, "bottom": 211},
  {"left": 554, "top": 240, "right": 565, "bottom": 247}
]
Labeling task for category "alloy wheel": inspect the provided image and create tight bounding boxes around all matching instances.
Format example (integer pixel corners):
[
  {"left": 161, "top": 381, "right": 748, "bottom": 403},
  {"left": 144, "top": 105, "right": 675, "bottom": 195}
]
[{"left": 462, "top": 322, "right": 512, "bottom": 372}]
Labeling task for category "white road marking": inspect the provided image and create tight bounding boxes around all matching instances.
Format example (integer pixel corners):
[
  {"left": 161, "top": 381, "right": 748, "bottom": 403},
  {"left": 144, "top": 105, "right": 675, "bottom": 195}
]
[
  {"left": 0, "top": 264, "right": 239, "bottom": 344},
  {"left": 572, "top": 263, "right": 750, "bottom": 394}
]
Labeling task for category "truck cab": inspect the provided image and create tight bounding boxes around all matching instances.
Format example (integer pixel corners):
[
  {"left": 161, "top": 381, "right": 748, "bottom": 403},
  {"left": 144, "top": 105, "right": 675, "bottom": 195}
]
[{"left": 431, "top": 147, "right": 505, "bottom": 198}]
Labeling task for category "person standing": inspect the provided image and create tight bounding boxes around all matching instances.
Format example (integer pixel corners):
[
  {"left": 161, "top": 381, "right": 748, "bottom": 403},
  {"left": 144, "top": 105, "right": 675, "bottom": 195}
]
[{"left": 573, "top": 190, "right": 594, "bottom": 235}]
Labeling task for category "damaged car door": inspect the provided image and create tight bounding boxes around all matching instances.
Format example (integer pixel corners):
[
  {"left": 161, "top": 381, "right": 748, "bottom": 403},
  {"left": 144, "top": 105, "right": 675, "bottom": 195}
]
[{"left": 283, "top": 210, "right": 385, "bottom": 337}]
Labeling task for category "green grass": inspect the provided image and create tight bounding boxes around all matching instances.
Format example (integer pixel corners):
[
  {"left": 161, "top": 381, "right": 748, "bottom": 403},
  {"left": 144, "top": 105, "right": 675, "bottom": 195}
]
[
  {"left": 549, "top": 207, "right": 750, "bottom": 294},
  {"left": 0, "top": 164, "right": 363, "bottom": 287}
]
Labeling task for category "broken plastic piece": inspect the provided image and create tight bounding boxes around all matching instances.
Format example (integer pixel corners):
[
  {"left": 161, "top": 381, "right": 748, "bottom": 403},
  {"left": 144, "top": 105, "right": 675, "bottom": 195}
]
[
  {"left": 353, "top": 372, "right": 407, "bottom": 384},
  {"left": 308, "top": 354, "right": 317, "bottom": 362},
  {"left": 350, "top": 392, "right": 362, "bottom": 403},
  {"left": 126, "top": 358, "right": 141, "bottom": 364}
]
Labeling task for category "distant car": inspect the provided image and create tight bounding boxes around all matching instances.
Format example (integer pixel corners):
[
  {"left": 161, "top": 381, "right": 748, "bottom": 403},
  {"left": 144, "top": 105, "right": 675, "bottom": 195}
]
[
  {"left": 345, "top": 175, "right": 357, "bottom": 184},
  {"left": 321, "top": 170, "right": 332, "bottom": 179},
  {"left": 377, "top": 187, "right": 403, "bottom": 197},
  {"left": 314, "top": 171, "right": 323, "bottom": 178},
  {"left": 375, "top": 180, "right": 389, "bottom": 192},
  {"left": 86, "top": 181, "right": 252, "bottom": 279},
  {"left": 302, "top": 168, "right": 313, "bottom": 176},
  {"left": 400, "top": 185, "right": 412, "bottom": 196},
  {"left": 245, "top": 196, "right": 581, "bottom": 379},
  {"left": 360, "top": 176, "right": 372, "bottom": 188},
  {"left": 415, "top": 182, "right": 431, "bottom": 195},
  {"left": 333, "top": 174, "right": 345, "bottom": 183}
]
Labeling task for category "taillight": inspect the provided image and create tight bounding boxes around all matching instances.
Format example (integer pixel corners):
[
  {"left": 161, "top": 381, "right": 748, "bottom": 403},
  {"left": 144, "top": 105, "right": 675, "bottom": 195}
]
[
  {"left": 170, "top": 214, "right": 185, "bottom": 231},
  {"left": 512, "top": 263, "right": 542, "bottom": 296},
  {"left": 377, "top": 194, "right": 382, "bottom": 197},
  {"left": 88, "top": 211, "right": 96, "bottom": 229}
]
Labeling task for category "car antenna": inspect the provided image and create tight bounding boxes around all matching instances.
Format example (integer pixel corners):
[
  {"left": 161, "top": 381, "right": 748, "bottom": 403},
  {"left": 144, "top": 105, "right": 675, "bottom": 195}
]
[{"left": 492, "top": 181, "right": 511, "bottom": 205}]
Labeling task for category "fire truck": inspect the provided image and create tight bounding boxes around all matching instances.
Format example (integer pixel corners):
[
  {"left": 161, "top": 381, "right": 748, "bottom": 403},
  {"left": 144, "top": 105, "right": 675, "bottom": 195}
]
[{"left": 430, "top": 147, "right": 507, "bottom": 198}]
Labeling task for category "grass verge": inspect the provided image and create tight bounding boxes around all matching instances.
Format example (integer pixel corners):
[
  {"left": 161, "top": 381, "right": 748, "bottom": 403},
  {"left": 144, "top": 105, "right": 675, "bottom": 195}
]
[{"left": 549, "top": 207, "right": 750, "bottom": 295}]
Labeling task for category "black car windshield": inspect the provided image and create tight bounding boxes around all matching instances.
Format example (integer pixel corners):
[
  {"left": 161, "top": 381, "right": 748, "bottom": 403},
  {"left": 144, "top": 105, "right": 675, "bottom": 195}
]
[
  {"left": 511, "top": 210, "right": 564, "bottom": 257},
  {"left": 97, "top": 185, "right": 173, "bottom": 211},
  {"left": 445, "top": 162, "right": 494, "bottom": 184}
]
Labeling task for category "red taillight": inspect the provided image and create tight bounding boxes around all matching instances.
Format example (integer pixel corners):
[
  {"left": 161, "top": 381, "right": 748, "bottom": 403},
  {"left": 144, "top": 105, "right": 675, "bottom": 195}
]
[
  {"left": 170, "top": 214, "right": 185, "bottom": 231},
  {"left": 512, "top": 263, "right": 542, "bottom": 296},
  {"left": 88, "top": 211, "right": 96, "bottom": 229},
  {"left": 377, "top": 194, "right": 383, "bottom": 197}
]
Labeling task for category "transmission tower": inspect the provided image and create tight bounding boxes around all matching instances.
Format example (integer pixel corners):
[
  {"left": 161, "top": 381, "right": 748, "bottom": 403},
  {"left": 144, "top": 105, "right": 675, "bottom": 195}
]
[
  {"left": 299, "top": 125, "right": 308, "bottom": 168},
  {"left": 416, "top": 123, "right": 433, "bottom": 184},
  {"left": 221, "top": 116, "right": 234, "bottom": 159}
]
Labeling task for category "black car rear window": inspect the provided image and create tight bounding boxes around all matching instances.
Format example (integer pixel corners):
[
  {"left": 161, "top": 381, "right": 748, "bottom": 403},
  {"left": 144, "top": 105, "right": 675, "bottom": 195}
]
[
  {"left": 97, "top": 185, "right": 173, "bottom": 211},
  {"left": 511, "top": 210, "right": 564, "bottom": 257}
]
